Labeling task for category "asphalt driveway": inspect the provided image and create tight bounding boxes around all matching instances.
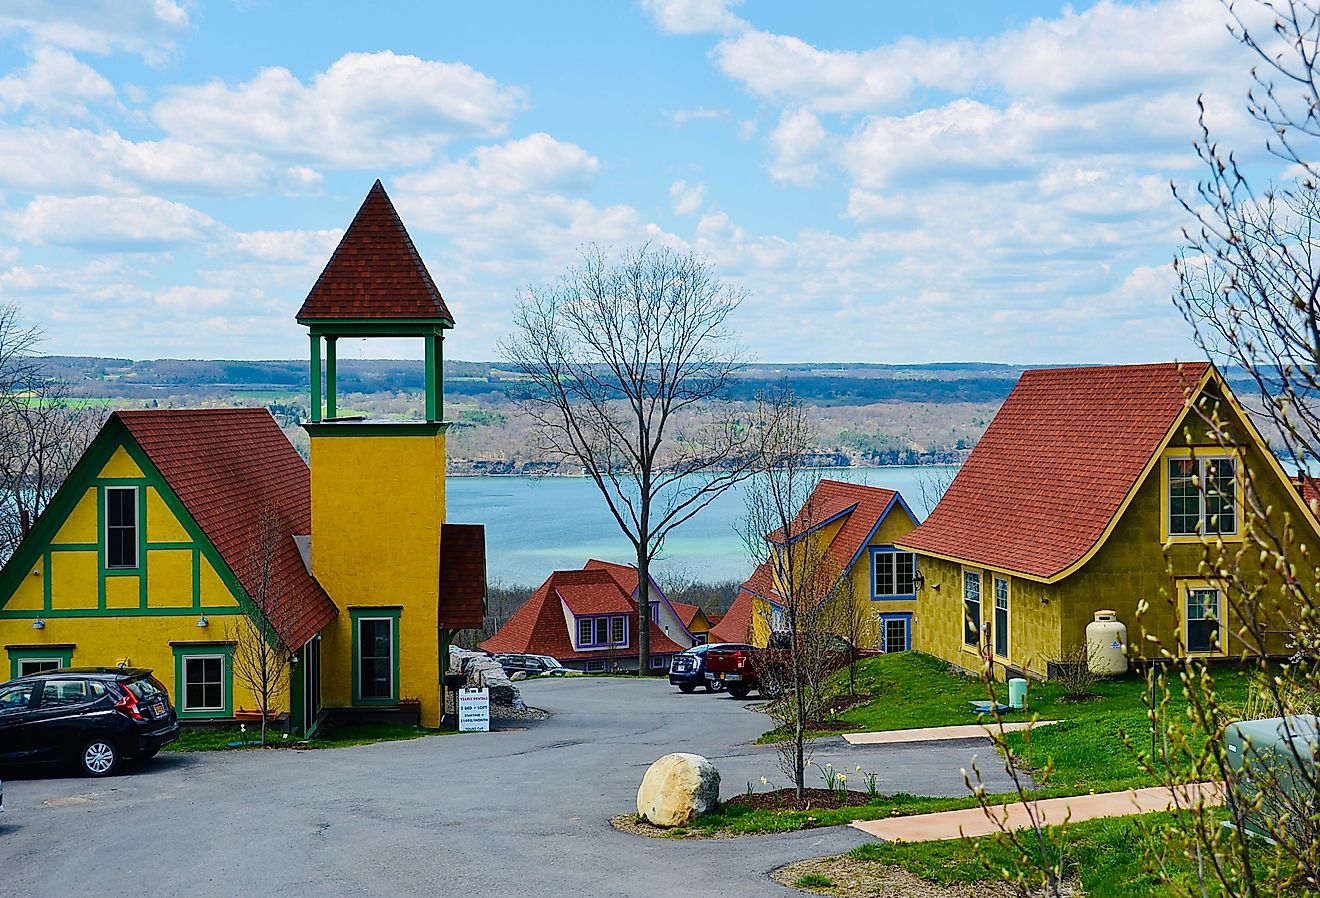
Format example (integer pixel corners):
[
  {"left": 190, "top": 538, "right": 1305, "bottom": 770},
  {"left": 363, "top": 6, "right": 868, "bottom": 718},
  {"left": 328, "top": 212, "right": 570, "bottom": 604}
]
[{"left": 0, "top": 677, "right": 1020, "bottom": 898}]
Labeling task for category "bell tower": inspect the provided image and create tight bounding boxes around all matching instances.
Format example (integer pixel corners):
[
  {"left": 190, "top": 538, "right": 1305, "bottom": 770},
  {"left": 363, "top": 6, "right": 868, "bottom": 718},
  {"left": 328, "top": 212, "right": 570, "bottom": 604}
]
[{"left": 298, "top": 180, "right": 453, "bottom": 727}]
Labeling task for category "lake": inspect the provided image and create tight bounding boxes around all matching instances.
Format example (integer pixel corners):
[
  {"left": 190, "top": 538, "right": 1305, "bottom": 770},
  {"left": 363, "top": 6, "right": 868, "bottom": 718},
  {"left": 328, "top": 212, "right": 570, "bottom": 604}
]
[{"left": 446, "top": 466, "right": 957, "bottom": 588}]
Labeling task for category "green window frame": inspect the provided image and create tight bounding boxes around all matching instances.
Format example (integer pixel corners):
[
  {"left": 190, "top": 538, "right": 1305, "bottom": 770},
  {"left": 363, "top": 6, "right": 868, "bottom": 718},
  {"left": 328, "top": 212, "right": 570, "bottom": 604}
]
[
  {"left": 8, "top": 646, "right": 74, "bottom": 679},
  {"left": 351, "top": 608, "right": 402, "bottom": 706},
  {"left": 172, "top": 643, "right": 234, "bottom": 719}
]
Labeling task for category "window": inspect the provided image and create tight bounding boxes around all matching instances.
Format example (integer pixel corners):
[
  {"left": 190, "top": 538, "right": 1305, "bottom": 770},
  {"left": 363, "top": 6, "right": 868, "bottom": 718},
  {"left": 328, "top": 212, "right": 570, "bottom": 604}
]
[
  {"left": 183, "top": 655, "right": 225, "bottom": 713},
  {"left": 105, "top": 486, "right": 138, "bottom": 569},
  {"left": 993, "top": 577, "right": 1010, "bottom": 658},
  {"left": 356, "top": 616, "right": 395, "bottom": 702},
  {"left": 41, "top": 679, "right": 90, "bottom": 706},
  {"left": 611, "top": 616, "right": 626, "bottom": 645},
  {"left": 650, "top": 655, "right": 666, "bottom": 669},
  {"left": 586, "top": 659, "right": 606, "bottom": 672},
  {"left": 963, "top": 570, "right": 981, "bottom": 648},
  {"left": 873, "top": 550, "right": 917, "bottom": 597},
  {"left": 578, "top": 618, "right": 592, "bottom": 646},
  {"left": 1185, "top": 587, "right": 1222, "bottom": 654},
  {"left": 769, "top": 605, "right": 786, "bottom": 631},
  {"left": 650, "top": 602, "right": 659, "bottom": 623},
  {"left": 1168, "top": 456, "right": 1238, "bottom": 537},
  {"left": 18, "top": 658, "right": 63, "bottom": 677},
  {"left": 0, "top": 682, "right": 34, "bottom": 712},
  {"left": 880, "top": 614, "right": 910, "bottom": 652},
  {"left": 593, "top": 617, "right": 611, "bottom": 645}
]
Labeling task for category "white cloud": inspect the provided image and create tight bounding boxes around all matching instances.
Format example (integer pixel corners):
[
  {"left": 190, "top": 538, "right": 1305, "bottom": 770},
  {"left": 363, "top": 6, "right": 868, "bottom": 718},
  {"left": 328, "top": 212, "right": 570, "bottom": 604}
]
[
  {"left": 669, "top": 179, "right": 706, "bottom": 215},
  {"left": 0, "top": 1, "right": 188, "bottom": 62},
  {"left": 227, "top": 229, "right": 343, "bottom": 265},
  {"left": 0, "top": 48, "right": 115, "bottom": 117},
  {"left": 8, "top": 194, "right": 217, "bottom": 251},
  {"left": 152, "top": 51, "right": 526, "bottom": 168},
  {"left": 641, "top": 0, "right": 747, "bottom": 36},
  {"left": 400, "top": 133, "right": 599, "bottom": 196},
  {"left": 766, "top": 107, "right": 829, "bottom": 186}
]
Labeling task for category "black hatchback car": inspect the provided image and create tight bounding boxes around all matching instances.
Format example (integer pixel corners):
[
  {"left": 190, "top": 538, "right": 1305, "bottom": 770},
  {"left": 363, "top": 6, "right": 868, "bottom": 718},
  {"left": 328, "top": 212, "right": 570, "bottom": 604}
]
[{"left": 0, "top": 668, "right": 180, "bottom": 777}]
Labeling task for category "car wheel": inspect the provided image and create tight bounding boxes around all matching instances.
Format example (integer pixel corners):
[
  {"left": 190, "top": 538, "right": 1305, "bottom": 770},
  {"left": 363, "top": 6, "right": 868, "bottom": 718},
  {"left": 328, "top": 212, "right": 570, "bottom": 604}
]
[
  {"left": 79, "top": 738, "right": 119, "bottom": 777},
  {"left": 705, "top": 679, "right": 725, "bottom": 693},
  {"left": 678, "top": 683, "right": 696, "bottom": 694},
  {"left": 728, "top": 684, "right": 752, "bottom": 699}
]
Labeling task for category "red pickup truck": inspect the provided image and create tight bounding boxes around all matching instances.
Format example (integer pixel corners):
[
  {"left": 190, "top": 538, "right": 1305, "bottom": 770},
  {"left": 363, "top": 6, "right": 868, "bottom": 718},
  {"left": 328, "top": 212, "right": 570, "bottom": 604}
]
[{"left": 704, "top": 634, "right": 876, "bottom": 699}]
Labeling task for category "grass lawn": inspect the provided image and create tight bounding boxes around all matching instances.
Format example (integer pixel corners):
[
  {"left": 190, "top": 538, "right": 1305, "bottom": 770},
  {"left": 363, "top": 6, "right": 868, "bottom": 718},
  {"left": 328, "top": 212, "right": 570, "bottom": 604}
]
[
  {"left": 169, "top": 721, "right": 451, "bottom": 751},
  {"left": 691, "top": 652, "right": 1249, "bottom": 836}
]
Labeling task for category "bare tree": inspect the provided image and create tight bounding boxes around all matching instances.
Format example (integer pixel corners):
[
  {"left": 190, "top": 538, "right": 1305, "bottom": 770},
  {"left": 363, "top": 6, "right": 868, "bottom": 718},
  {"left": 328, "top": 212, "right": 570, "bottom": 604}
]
[
  {"left": 740, "top": 386, "right": 845, "bottom": 799},
  {"left": 501, "top": 244, "right": 756, "bottom": 673},
  {"left": 227, "top": 506, "right": 291, "bottom": 747},
  {"left": 0, "top": 305, "right": 104, "bottom": 565}
]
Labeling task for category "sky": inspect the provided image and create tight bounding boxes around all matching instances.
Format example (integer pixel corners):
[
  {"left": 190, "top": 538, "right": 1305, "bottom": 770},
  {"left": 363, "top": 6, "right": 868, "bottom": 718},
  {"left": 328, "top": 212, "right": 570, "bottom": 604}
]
[{"left": 0, "top": 0, "right": 1282, "bottom": 365}]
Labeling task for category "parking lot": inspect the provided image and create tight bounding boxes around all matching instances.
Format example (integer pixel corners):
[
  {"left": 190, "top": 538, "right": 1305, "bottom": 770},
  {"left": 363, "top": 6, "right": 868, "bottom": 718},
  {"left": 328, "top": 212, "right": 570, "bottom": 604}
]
[{"left": 0, "top": 678, "right": 1017, "bottom": 898}]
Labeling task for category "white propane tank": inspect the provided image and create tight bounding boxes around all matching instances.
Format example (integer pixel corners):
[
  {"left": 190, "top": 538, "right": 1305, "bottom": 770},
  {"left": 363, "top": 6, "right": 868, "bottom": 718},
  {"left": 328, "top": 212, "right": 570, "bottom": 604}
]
[{"left": 1086, "top": 610, "right": 1128, "bottom": 675}]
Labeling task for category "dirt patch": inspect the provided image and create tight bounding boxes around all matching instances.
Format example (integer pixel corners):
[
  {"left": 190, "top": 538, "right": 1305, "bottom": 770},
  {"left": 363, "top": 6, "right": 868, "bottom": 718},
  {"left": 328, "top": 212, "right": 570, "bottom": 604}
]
[
  {"left": 725, "top": 787, "right": 873, "bottom": 812},
  {"left": 609, "top": 813, "right": 740, "bottom": 840},
  {"left": 774, "top": 856, "right": 1080, "bottom": 897},
  {"left": 821, "top": 693, "right": 873, "bottom": 716}
]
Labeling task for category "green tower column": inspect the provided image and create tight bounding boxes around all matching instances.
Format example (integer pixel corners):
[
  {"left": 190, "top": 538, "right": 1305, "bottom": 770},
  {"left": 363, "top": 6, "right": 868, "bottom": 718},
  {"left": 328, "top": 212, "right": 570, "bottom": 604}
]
[
  {"left": 309, "top": 333, "right": 322, "bottom": 423},
  {"left": 325, "top": 336, "right": 338, "bottom": 419}
]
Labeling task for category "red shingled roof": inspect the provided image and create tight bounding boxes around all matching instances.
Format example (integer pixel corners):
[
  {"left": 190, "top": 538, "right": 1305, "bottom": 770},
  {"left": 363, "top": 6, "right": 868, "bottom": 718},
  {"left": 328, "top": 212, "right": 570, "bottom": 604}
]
[
  {"left": 116, "top": 409, "right": 337, "bottom": 650},
  {"left": 708, "top": 563, "right": 769, "bottom": 644},
  {"left": 480, "top": 568, "right": 684, "bottom": 661},
  {"left": 899, "top": 362, "right": 1210, "bottom": 580},
  {"left": 296, "top": 180, "right": 453, "bottom": 323},
  {"left": 670, "top": 600, "right": 704, "bottom": 630},
  {"left": 770, "top": 480, "right": 904, "bottom": 572},
  {"left": 439, "top": 523, "right": 486, "bottom": 630},
  {"left": 583, "top": 558, "right": 639, "bottom": 594}
]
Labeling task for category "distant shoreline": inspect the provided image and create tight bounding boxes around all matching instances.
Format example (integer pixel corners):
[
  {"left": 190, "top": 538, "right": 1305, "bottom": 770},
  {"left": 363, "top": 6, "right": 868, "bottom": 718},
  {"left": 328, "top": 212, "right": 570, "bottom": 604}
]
[{"left": 445, "top": 461, "right": 963, "bottom": 478}]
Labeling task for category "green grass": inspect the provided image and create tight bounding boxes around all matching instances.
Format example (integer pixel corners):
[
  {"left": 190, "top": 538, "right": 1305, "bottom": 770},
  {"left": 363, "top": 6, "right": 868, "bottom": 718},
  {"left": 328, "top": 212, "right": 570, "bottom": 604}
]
[
  {"left": 685, "top": 793, "right": 983, "bottom": 836},
  {"left": 168, "top": 721, "right": 450, "bottom": 751},
  {"left": 793, "top": 873, "right": 835, "bottom": 888}
]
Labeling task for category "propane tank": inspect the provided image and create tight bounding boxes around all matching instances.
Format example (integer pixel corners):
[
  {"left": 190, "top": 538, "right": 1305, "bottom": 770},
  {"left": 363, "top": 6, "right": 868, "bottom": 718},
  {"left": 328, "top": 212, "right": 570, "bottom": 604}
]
[{"left": 1085, "top": 610, "right": 1128, "bottom": 675}]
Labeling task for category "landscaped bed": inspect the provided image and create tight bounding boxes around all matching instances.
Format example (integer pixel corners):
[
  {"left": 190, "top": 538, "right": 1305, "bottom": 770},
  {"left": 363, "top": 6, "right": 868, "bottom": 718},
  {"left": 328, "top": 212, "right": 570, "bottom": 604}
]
[{"left": 168, "top": 721, "right": 454, "bottom": 751}]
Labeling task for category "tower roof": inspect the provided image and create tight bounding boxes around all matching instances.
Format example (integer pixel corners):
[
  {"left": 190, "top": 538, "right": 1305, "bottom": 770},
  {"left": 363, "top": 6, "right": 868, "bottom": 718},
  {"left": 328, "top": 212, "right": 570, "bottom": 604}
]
[{"left": 296, "top": 180, "right": 453, "bottom": 324}]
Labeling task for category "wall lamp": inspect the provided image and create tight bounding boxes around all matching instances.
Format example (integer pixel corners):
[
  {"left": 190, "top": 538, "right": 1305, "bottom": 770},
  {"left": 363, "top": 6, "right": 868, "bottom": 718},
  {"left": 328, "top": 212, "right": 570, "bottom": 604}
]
[
  {"left": 196, "top": 614, "right": 209, "bottom": 628},
  {"left": 912, "top": 571, "right": 927, "bottom": 592},
  {"left": 32, "top": 617, "right": 45, "bottom": 630}
]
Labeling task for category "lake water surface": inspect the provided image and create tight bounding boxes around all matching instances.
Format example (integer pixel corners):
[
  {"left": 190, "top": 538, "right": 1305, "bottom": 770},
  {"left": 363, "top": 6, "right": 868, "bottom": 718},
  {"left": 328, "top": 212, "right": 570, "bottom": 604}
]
[{"left": 446, "top": 466, "right": 957, "bottom": 588}]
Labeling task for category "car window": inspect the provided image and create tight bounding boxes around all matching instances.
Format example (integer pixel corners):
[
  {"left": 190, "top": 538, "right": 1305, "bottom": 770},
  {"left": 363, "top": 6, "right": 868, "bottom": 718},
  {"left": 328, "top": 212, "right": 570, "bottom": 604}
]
[
  {"left": 88, "top": 681, "right": 108, "bottom": 699},
  {"left": 125, "top": 678, "right": 165, "bottom": 701},
  {"left": 41, "top": 679, "right": 91, "bottom": 706},
  {"left": 0, "top": 682, "right": 35, "bottom": 711}
]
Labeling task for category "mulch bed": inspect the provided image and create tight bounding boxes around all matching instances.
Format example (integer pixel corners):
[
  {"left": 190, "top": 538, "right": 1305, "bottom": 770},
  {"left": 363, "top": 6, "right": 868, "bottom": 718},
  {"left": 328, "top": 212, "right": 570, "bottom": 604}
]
[
  {"left": 725, "top": 787, "right": 874, "bottom": 812},
  {"left": 821, "top": 692, "right": 873, "bottom": 715}
]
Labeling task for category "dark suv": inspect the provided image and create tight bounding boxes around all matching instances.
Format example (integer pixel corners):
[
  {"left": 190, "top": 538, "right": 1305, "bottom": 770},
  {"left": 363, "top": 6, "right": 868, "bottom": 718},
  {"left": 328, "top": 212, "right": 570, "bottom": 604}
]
[{"left": 0, "top": 668, "right": 180, "bottom": 777}]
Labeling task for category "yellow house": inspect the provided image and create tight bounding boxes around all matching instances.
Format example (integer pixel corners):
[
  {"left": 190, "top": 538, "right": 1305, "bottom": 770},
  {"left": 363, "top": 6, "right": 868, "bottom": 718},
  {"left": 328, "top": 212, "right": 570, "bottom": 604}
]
[
  {"left": 0, "top": 180, "right": 487, "bottom": 731},
  {"left": 739, "top": 480, "right": 921, "bottom": 651},
  {"left": 899, "top": 362, "right": 1318, "bottom": 679}
]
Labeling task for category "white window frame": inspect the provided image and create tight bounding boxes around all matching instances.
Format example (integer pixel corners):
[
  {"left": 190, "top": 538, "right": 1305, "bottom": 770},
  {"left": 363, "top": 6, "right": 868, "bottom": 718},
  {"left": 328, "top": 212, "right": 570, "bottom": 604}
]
[
  {"left": 577, "top": 617, "right": 592, "bottom": 647},
  {"left": 650, "top": 655, "right": 666, "bottom": 669},
  {"left": 181, "top": 653, "right": 227, "bottom": 713},
  {"left": 872, "top": 549, "right": 917, "bottom": 598},
  {"left": 17, "top": 658, "right": 64, "bottom": 677},
  {"left": 586, "top": 659, "right": 606, "bottom": 673},
  {"left": 1165, "top": 453, "right": 1239, "bottom": 539},
  {"left": 103, "top": 485, "right": 139, "bottom": 570},
  {"left": 611, "top": 615, "right": 627, "bottom": 646},
  {"left": 993, "top": 576, "right": 1010, "bottom": 660},
  {"left": 963, "top": 569, "right": 982, "bottom": 649}
]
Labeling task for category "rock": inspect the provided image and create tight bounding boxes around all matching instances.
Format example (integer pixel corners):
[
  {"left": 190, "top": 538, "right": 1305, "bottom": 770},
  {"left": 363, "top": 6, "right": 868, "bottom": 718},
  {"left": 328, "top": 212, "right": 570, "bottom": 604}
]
[
  {"left": 510, "top": 671, "right": 527, "bottom": 681},
  {"left": 636, "top": 753, "right": 720, "bottom": 827},
  {"left": 448, "top": 648, "right": 522, "bottom": 706}
]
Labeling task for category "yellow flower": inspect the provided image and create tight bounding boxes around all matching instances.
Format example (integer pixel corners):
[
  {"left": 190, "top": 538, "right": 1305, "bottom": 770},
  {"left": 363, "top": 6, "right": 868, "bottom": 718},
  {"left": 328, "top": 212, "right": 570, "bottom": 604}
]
[
  {"left": 856, "top": 765, "right": 864, "bottom": 772},
  {"left": 760, "top": 776, "right": 769, "bottom": 785},
  {"left": 838, "top": 774, "right": 847, "bottom": 782}
]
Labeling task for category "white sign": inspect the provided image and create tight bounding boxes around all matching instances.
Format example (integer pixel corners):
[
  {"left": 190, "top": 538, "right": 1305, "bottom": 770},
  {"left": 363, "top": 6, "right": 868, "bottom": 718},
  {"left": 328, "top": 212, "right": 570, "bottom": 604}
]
[{"left": 458, "top": 687, "right": 490, "bottom": 732}]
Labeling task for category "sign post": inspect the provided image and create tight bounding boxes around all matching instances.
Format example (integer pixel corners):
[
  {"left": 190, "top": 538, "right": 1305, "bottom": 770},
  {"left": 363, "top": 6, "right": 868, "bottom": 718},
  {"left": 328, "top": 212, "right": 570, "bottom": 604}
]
[{"left": 458, "top": 687, "right": 490, "bottom": 732}]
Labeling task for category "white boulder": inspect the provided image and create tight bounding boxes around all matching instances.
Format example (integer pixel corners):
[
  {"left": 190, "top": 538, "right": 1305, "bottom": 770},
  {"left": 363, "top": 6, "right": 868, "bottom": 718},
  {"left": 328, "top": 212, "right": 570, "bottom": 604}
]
[{"left": 636, "top": 753, "right": 720, "bottom": 827}]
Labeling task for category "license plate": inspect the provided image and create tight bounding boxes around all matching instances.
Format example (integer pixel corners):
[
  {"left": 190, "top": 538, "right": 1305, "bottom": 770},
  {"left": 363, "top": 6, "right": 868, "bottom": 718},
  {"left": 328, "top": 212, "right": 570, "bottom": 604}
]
[
  {"left": 721, "top": 672, "right": 741, "bottom": 681},
  {"left": 153, "top": 703, "right": 165, "bottom": 716}
]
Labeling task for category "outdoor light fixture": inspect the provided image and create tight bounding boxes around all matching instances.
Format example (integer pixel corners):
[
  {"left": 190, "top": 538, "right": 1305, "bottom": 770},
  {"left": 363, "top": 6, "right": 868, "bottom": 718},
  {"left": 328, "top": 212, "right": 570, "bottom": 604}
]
[
  {"left": 912, "top": 571, "right": 926, "bottom": 592},
  {"left": 32, "top": 617, "right": 45, "bottom": 630},
  {"left": 196, "top": 614, "right": 209, "bottom": 628}
]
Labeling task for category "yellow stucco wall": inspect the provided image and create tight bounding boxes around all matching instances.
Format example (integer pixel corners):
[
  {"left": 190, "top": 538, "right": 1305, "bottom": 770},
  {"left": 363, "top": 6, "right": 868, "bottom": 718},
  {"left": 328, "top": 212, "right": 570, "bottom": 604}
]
[
  {"left": 309, "top": 430, "right": 446, "bottom": 727},
  {"left": 0, "top": 435, "right": 282, "bottom": 717}
]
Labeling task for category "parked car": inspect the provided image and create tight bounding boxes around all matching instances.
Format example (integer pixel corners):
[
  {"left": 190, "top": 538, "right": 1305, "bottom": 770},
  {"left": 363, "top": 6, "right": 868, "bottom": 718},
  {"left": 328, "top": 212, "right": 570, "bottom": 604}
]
[
  {"left": 669, "top": 643, "right": 751, "bottom": 693},
  {"left": 0, "top": 668, "right": 180, "bottom": 777},
  {"left": 704, "top": 634, "right": 879, "bottom": 699},
  {"left": 495, "top": 654, "right": 569, "bottom": 676}
]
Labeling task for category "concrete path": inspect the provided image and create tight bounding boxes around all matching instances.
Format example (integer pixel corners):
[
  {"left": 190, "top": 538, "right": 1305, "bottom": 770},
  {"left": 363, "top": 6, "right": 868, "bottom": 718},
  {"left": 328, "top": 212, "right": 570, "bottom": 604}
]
[
  {"left": 843, "top": 719, "right": 1060, "bottom": 745},
  {"left": 851, "top": 783, "right": 1224, "bottom": 841}
]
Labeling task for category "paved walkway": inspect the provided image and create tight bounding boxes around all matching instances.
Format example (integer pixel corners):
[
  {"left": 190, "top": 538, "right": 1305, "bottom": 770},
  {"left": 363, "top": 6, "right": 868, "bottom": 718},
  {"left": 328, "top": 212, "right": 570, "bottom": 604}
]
[
  {"left": 851, "top": 783, "right": 1223, "bottom": 841},
  {"left": 843, "top": 719, "right": 1060, "bottom": 745}
]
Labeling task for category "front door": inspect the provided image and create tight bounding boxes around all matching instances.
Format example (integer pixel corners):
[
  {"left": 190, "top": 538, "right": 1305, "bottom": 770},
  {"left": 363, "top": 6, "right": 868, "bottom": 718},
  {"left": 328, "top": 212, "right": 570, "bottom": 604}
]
[
  {"left": 303, "top": 635, "right": 321, "bottom": 731},
  {"left": 879, "top": 613, "right": 912, "bottom": 653}
]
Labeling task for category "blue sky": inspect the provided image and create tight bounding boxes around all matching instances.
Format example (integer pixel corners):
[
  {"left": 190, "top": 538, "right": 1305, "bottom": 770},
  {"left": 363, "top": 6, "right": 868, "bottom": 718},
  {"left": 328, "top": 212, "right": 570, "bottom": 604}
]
[{"left": 0, "top": 1, "right": 1275, "bottom": 364}]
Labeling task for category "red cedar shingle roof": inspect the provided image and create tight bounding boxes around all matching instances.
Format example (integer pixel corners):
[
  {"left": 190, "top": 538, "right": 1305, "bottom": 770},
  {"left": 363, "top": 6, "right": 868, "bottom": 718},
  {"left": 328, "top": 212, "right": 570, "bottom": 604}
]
[
  {"left": 708, "top": 564, "right": 767, "bottom": 644},
  {"left": 556, "top": 571, "right": 635, "bottom": 615},
  {"left": 116, "top": 409, "right": 337, "bottom": 650},
  {"left": 670, "top": 600, "right": 703, "bottom": 629},
  {"left": 480, "top": 569, "right": 684, "bottom": 661},
  {"left": 899, "top": 362, "right": 1211, "bottom": 580},
  {"left": 296, "top": 180, "right": 453, "bottom": 323},
  {"left": 583, "top": 558, "right": 639, "bottom": 595},
  {"left": 439, "top": 523, "right": 486, "bottom": 630}
]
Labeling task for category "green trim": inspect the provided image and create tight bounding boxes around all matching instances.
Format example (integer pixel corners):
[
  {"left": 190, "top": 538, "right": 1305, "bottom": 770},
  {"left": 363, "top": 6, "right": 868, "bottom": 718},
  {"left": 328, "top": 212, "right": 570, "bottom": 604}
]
[
  {"left": 301, "top": 319, "right": 453, "bottom": 335},
  {"left": 302, "top": 422, "right": 448, "bottom": 438},
  {"left": 8, "top": 646, "right": 74, "bottom": 679},
  {"left": 172, "top": 643, "right": 235, "bottom": 720},
  {"left": 325, "top": 335, "right": 338, "bottom": 419},
  {"left": 146, "top": 541, "right": 194, "bottom": 551},
  {"left": 0, "top": 606, "right": 241, "bottom": 620},
  {"left": 48, "top": 543, "right": 97, "bottom": 552},
  {"left": 350, "top": 608, "right": 402, "bottom": 706},
  {"left": 310, "top": 334, "right": 322, "bottom": 423},
  {"left": 424, "top": 333, "right": 436, "bottom": 422}
]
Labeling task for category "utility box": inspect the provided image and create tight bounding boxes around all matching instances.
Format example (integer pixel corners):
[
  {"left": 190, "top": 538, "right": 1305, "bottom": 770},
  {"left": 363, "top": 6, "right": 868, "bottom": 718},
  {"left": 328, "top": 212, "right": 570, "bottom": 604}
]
[{"left": 1224, "top": 715, "right": 1319, "bottom": 842}]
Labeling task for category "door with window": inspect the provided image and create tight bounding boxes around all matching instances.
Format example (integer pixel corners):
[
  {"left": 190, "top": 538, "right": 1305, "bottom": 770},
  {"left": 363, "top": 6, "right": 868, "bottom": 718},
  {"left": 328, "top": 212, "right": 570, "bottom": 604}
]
[
  {"left": 354, "top": 612, "right": 398, "bottom": 704},
  {"left": 993, "top": 577, "right": 1010, "bottom": 659},
  {"left": 303, "top": 635, "right": 322, "bottom": 732},
  {"left": 879, "top": 613, "right": 912, "bottom": 653}
]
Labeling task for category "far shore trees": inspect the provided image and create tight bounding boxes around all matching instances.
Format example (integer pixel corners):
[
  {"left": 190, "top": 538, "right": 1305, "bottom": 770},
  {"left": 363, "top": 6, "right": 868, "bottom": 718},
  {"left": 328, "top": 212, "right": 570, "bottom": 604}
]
[{"left": 501, "top": 244, "right": 757, "bottom": 673}]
